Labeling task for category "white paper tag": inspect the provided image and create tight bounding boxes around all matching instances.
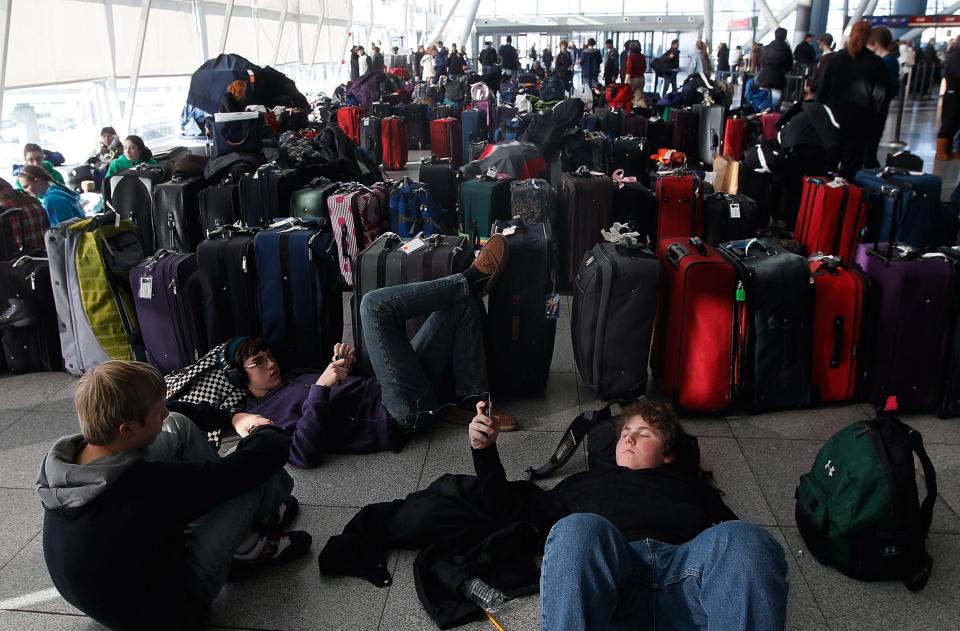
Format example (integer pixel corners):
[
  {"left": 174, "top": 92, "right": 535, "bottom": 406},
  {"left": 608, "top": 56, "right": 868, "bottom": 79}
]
[
  {"left": 502, "top": 226, "right": 517, "bottom": 236},
  {"left": 485, "top": 167, "right": 499, "bottom": 178},
  {"left": 729, "top": 203, "right": 741, "bottom": 219},
  {"left": 114, "top": 212, "right": 121, "bottom": 228},
  {"left": 139, "top": 275, "right": 153, "bottom": 299},
  {"left": 826, "top": 179, "right": 844, "bottom": 188},
  {"left": 401, "top": 237, "right": 426, "bottom": 254}
]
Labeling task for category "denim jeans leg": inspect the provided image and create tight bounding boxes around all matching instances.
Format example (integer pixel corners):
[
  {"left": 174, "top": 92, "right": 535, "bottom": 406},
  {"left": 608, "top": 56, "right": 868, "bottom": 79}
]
[
  {"left": 540, "top": 513, "right": 654, "bottom": 631},
  {"left": 360, "top": 274, "right": 473, "bottom": 428},
  {"left": 411, "top": 294, "right": 487, "bottom": 401},
  {"left": 653, "top": 521, "right": 789, "bottom": 631}
]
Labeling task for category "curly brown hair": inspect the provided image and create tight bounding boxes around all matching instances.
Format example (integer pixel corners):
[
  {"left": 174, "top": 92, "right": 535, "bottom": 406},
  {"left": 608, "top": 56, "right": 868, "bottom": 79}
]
[{"left": 615, "top": 399, "right": 683, "bottom": 457}]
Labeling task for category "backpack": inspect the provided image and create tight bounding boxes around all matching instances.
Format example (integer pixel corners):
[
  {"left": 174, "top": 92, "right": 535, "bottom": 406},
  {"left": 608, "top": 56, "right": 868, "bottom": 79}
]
[
  {"left": 540, "top": 77, "right": 565, "bottom": 101},
  {"left": 795, "top": 413, "right": 937, "bottom": 591}
]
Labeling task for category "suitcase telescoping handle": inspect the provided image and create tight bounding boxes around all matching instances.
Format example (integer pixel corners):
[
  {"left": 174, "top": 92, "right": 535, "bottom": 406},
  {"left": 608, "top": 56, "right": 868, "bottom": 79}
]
[
  {"left": 872, "top": 184, "right": 902, "bottom": 261},
  {"left": 830, "top": 315, "right": 844, "bottom": 369}
]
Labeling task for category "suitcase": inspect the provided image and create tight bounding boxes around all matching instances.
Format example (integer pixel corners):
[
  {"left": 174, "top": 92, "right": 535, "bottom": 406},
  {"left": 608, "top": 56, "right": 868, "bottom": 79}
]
[
  {"left": 459, "top": 176, "right": 513, "bottom": 240},
  {"left": 326, "top": 188, "right": 369, "bottom": 285},
  {"left": 430, "top": 105, "right": 453, "bottom": 120},
  {"left": 583, "top": 113, "right": 601, "bottom": 132},
  {"left": 351, "top": 233, "right": 474, "bottom": 374},
  {"left": 370, "top": 101, "right": 394, "bottom": 118},
  {"left": 558, "top": 169, "right": 614, "bottom": 288},
  {"left": 0, "top": 254, "right": 61, "bottom": 373},
  {"left": 669, "top": 108, "right": 700, "bottom": 156},
  {"left": 45, "top": 215, "right": 144, "bottom": 375},
  {"left": 290, "top": 178, "right": 339, "bottom": 220},
  {"left": 510, "top": 178, "right": 557, "bottom": 225},
  {"left": 108, "top": 165, "right": 167, "bottom": 254},
  {"left": 702, "top": 193, "right": 761, "bottom": 246},
  {"left": 239, "top": 164, "right": 323, "bottom": 227},
  {"left": 151, "top": 175, "right": 206, "bottom": 253},
  {"left": 460, "top": 109, "right": 487, "bottom": 164},
  {"left": 572, "top": 240, "right": 660, "bottom": 400},
  {"left": 719, "top": 238, "right": 813, "bottom": 412},
  {"left": 886, "top": 150, "right": 923, "bottom": 172},
  {"left": 389, "top": 179, "right": 452, "bottom": 237},
  {"left": 809, "top": 255, "right": 871, "bottom": 404},
  {"left": 584, "top": 132, "right": 611, "bottom": 173},
  {"left": 654, "top": 171, "right": 703, "bottom": 256},
  {"left": 723, "top": 117, "right": 748, "bottom": 160},
  {"left": 381, "top": 116, "right": 409, "bottom": 171},
  {"left": 0, "top": 205, "right": 48, "bottom": 260},
  {"left": 612, "top": 181, "right": 657, "bottom": 246},
  {"left": 430, "top": 118, "right": 462, "bottom": 166},
  {"left": 642, "top": 117, "right": 675, "bottom": 156},
  {"left": 737, "top": 167, "right": 775, "bottom": 229},
  {"left": 469, "top": 141, "right": 489, "bottom": 162},
  {"left": 199, "top": 179, "right": 241, "bottom": 235},
  {"left": 795, "top": 176, "right": 868, "bottom": 262},
  {"left": 610, "top": 136, "right": 648, "bottom": 183},
  {"left": 255, "top": 218, "right": 343, "bottom": 371},
  {"left": 336, "top": 106, "right": 364, "bottom": 144},
  {"left": 624, "top": 113, "right": 647, "bottom": 137},
  {"left": 195, "top": 228, "right": 261, "bottom": 346},
  {"left": 602, "top": 109, "right": 625, "bottom": 138},
  {"left": 938, "top": 246, "right": 960, "bottom": 418},
  {"left": 131, "top": 251, "right": 207, "bottom": 374},
  {"left": 495, "top": 105, "right": 519, "bottom": 131},
  {"left": 488, "top": 219, "right": 558, "bottom": 394},
  {"left": 473, "top": 99, "right": 493, "bottom": 131},
  {"left": 854, "top": 167, "right": 942, "bottom": 249},
  {"left": 403, "top": 103, "right": 431, "bottom": 150},
  {"left": 854, "top": 237, "right": 954, "bottom": 412},
  {"left": 695, "top": 104, "right": 725, "bottom": 168},
  {"left": 759, "top": 112, "right": 781, "bottom": 140},
  {"left": 360, "top": 116, "right": 383, "bottom": 166},
  {"left": 419, "top": 157, "right": 459, "bottom": 213},
  {"left": 652, "top": 237, "right": 736, "bottom": 412}
]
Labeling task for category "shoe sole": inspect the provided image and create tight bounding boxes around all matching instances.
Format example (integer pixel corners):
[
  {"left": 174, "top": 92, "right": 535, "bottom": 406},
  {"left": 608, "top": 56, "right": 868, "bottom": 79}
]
[
  {"left": 478, "top": 234, "right": 510, "bottom": 298},
  {"left": 228, "top": 532, "right": 313, "bottom": 581}
]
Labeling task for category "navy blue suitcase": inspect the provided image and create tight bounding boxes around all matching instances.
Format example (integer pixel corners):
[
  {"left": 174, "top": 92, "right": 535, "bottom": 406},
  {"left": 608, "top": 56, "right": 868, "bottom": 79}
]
[
  {"left": 854, "top": 167, "right": 943, "bottom": 248},
  {"left": 254, "top": 218, "right": 343, "bottom": 370},
  {"left": 461, "top": 109, "right": 487, "bottom": 162},
  {"left": 240, "top": 164, "right": 325, "bottom": 227},
  {"left": 583, "top": 113, "right": 601, "bottom": 132}
]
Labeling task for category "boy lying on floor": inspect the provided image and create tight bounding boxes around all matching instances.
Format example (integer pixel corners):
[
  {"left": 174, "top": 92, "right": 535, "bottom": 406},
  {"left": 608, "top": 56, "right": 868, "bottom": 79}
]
[
  {"left": 320, "top": 399, "right": 789, "bottom": 630},
  {"left": 221, "top": 233, "right": 517, "bottom": 469}
]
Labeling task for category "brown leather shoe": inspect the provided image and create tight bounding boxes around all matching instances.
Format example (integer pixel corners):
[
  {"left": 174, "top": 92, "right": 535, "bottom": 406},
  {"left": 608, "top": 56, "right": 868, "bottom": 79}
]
[
  {"left": 470, "top": 233, "right": 510, "bottom": 297},
  {"left": 444, "top": 406, "right": 519, "bottom": 432}
]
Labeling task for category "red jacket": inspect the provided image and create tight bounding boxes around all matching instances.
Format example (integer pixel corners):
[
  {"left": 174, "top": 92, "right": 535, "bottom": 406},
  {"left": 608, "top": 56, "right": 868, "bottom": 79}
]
[{"left": 625, "top": 52, "right": 646, "bottom": 77}]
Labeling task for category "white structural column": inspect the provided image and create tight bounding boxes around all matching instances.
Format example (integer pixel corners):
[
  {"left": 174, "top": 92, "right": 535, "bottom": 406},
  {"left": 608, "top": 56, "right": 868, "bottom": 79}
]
[
  {"left": 900, "top": 0, "right": 960, "bottom": 40},
  {"left": 193, "top": 0, "right": 210, "bottom": 64},
  {"left": 103, "top": 0, "right": 122, "bottom": 125},
  {"left": 753, "top": 0, "right": 799, "bottom": 43},
  {"left": 843, "top": 0, "right": 872, "bottom": 39},
  {"left": 457, "top": 0, "right": 482, "bottom": 52},
  {"left": 703, "top": 0, "right": 714, "bottom": 46},
  {"left": 124, "top": 0, "right": 153, "bottom": 135},
  {"left": 272, "top": 0, "right": 289, "bottom": 65},
  {"left": 339, "top": 0, "right": 354, "bottom": 65},
  {"left": 219, "top": 0, "right": 235, "bottom": 54},
  {"left": 425, "top": 0, "right": 462, "bottom": 46},
  {"left": 758, "top": 0, "right": 782, "bottom": 34},
  {"left": 310, "top": 0, "right": 329, "bottom": 64},
  {"left": 0, "top": 0, "right": 10, "bottom": 132}
]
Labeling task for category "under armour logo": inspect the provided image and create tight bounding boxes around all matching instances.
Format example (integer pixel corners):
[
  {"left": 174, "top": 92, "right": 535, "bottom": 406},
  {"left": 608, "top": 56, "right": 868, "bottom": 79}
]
[
  {"left": 880, "top": 546, "right": 902, "bottom": 557},
  {"left": 824, "top": 459, "right": 836, "bottom": 477}
]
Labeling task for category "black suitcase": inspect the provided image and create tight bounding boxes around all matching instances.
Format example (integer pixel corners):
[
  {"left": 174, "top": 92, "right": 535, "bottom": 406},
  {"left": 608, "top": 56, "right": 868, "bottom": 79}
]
[
  {"left": 0, "top": 253, "right": 61, "bottom": 373},
  {"left": 404, "top": 102, "right": 431, "bottom": 149},
  {"left": 737, "top": 166, "right": 775, "bottom": 230},
  {"left": 612, "top": 181, "right": 657, "bottom": 246},
  {"left": 602, "top": 109, "right": 625, "bottom": 138},
  {"left": 419, "top": 158, "right": 459, "bottom": 212},
  {"left": 152, "top": 175, "right": 207, "bottom": 252},
  {"left": 488, "top": 219, "right": 558, "bottom": 394},
  {"left": 351, "top": 233, "right": 474, "bottom": 374},
  {"left": 371, "top": 102, "right": 394, "bottom": 118},
  {"left": 107, "top": 165, "right": 167, "bottom": 254},
  {"left": 239, "top": 164, "right": 323, "bottom": 227},
  {"left": 195, "top": 227, "right": 261, "bottom": 346},
  {"left": 610, "top": 135, "right": 649, "bottom": 182},
  {"left": 360, "top": 116, "right": 383, "bottom": 166},
  {"left": 719, "top": 238, "right": 813, "bottom": 412},
  {"left": 558, "top": 169, "right": 614, "bottom": 289},
  {"left": 199, "top": 179, "right": 241, "bottom": 235},
  {"left": 572, "top": 240, "right": 660, "bottom": 400},
  {"left": 644, "top": 117, "right": 675, "bottom": 156},
  {"left": 696, "top": 104, "right": 725, "bottom": 168},
  {"left": 585, "top": 132, "right": 610, "bottom": 173},
  {"left": 886, "top": 150, "right": 924, "bottom": 172},
  {"left": 670, "top": 108, "right": 700, "bottom": 156},
  {"left": 702, "top": 193, "right": 761, "bottom": 246}
]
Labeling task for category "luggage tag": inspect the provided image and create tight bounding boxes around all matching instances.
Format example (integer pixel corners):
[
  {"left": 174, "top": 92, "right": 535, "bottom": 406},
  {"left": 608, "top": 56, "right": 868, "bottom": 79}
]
[
  {"left": 501, "top": 226, "right": 518, "bottom": 236},
  {"left": 401, "top": 237, "right": 427, "bottom": 254},
  {"left": 545, "top": 293, "right": 561, "bottom": 320},
  {"left": 139, "top": 275, "right": 153, "bottom": 299},
  {"left": 729, "top": 203, "right": 741, "bottom": 219}
]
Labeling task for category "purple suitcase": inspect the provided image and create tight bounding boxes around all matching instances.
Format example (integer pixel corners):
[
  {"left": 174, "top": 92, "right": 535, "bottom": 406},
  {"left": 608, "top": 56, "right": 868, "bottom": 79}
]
[
  {"left": 854, "top": 237, "right": 955, "bottom": 412},
  {"left": 131, "top": 250, "right": 208, "bottom": 374}
]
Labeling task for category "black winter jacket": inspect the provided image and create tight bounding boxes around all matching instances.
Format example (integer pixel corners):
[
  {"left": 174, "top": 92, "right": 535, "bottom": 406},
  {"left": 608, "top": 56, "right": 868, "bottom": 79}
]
[{"left": 757, "top": 37, "right": 794, "bottom": 89}]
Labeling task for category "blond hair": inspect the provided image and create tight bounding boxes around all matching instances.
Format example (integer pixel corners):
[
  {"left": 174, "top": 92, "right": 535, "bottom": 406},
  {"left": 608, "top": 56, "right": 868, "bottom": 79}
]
[{"left": 74, "top": 361, "right": 166, "bottom": 445}]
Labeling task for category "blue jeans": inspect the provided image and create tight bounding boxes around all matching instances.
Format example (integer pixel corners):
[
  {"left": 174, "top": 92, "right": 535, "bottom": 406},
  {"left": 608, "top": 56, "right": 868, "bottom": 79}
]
[
  {"left": 359, "top": 274, "right": 488, "bottom": 430},
  {"left": 142, "top": 413, "right": 294, "bottom": 607},
  {"left": 540, "top": 514, "right": 788, "bottom": 631}
]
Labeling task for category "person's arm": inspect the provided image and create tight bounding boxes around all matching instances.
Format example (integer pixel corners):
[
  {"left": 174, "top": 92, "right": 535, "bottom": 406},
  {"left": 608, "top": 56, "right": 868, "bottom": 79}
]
[
  {"left": 165, "top": 400, "right": 234, "bottom": 433},
  {"left": 150, "top": 425, "right": 292, "bottom": 527}
]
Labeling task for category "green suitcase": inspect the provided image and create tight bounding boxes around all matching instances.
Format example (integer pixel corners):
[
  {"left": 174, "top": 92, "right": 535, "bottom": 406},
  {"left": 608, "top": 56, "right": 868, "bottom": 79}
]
[
  {"left": 290, "top": 178, "right": 339, "bottom": 220},
  {"left": 458, "top": 176, "right": 513, "bottom": 240}
]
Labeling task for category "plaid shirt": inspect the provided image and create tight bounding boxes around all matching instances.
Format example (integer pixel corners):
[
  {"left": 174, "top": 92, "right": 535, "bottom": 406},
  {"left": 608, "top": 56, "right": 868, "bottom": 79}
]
[{"left": 0, "top": 179, "right": 48, "bottom": 255}]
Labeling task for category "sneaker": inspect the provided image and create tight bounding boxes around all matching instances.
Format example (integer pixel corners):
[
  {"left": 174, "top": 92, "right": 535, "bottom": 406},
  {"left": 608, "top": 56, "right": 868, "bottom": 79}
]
[
  {"left": 230, "top": 531, "right": 313, "bottom": 580},
  {"left": 468, "top": 233, "right": 510, "bottom": 297},
  {"left": 444, "top": 405, "right": 519, "bottom": 432},
  {"left": 267, "top": 496, "right": 299, "bottom": 530}
]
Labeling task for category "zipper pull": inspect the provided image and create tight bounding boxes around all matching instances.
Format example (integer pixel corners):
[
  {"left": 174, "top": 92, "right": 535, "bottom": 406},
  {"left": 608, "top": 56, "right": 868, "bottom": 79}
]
[
  {"left": 169, "top": 279, "right": 177, "bottom": 295},
  {"left": 29, "top": 272, "right": 36, "bottom": 291},
  {"left": 242, "top": 255, "right": 248, "bottom": 273}
]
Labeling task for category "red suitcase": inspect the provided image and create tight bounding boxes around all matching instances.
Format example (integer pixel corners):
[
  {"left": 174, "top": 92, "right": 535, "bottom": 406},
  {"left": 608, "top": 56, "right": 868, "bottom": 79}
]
[
  {"left": 337, "top": 106, "right": 364, "bottom": 144},
  {"left": 760, "top": 112, "right": 781, "bottom": 141},
  {"left": 381, "top": 116, "right": 409, "bottom": 171},
  {"left": 429, "top": 117, "right": 462, "bottom": 167},
  {"left": 723, "top": 117, "right": 747, "bottom": 160},
  {"left": 652, "top": 236, "right": 738, "bottom": 412},
  {"left": 795, "top": 177, "right": 868, "bottom": 263},
  {"left": 809, "top": 255, "right": 871, "bottom": 403},
  {"left": 655, "top": 171, "right": 703, "bottom": 257}
]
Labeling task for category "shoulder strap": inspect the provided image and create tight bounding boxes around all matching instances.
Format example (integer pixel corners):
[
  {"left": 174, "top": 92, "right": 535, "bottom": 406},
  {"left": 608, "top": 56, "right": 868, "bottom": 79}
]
[{"left": 908, "top": 428, "right": 937, "bottom": 537}]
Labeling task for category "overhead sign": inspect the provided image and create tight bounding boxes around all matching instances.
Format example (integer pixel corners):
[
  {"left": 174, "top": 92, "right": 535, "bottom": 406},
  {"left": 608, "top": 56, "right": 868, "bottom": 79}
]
[
  {"left": 728, "top": 17, "right": 757, "bottom": 30},
  {"left": 867, "top": 14, "right": 960, "bottom": 26}
]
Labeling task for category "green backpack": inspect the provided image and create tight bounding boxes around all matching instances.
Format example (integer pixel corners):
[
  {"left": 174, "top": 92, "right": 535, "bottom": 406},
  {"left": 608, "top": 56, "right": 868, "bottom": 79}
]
[{"left": 795, "top": 415, "right": 936, "bottom": 591}]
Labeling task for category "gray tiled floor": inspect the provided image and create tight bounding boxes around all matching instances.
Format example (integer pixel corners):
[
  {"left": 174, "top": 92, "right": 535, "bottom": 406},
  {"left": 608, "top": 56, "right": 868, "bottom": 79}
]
[{"left": 1, "top": 105, "right": 959, "bottom": 630}]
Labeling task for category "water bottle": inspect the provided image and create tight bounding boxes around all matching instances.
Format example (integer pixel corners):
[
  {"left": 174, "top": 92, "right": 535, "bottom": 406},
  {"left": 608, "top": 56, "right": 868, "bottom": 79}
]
[{"left": 460, "top": 577, "right": 505, "bottom": 613}]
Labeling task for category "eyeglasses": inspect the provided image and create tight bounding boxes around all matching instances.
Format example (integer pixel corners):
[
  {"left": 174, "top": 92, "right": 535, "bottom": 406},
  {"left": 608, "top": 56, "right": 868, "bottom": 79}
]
[{"left": 244, "top": 352, "right": 276, "bottom": 369}]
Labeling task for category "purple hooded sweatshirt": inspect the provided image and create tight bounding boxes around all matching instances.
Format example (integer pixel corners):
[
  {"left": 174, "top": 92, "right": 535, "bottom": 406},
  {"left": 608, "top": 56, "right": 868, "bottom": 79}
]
[{"left": 243, "top": 371, "right": 400, "bottom": 468}]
